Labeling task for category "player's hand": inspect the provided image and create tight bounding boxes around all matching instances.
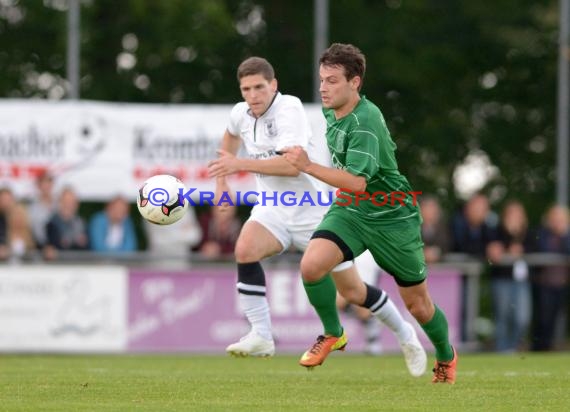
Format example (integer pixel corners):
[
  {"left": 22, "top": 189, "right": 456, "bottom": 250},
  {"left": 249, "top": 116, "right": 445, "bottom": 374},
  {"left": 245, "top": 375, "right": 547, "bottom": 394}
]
[
  {"left": 280, "top": 146, "right": 311, "bottom": 172},
  {"left": 208, "top": 150, "right": 241, "bottom": 177}
]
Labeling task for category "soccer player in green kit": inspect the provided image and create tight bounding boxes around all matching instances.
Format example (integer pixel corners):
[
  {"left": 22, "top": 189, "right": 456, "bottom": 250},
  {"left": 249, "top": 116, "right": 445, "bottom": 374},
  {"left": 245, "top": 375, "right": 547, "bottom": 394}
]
[{"left": 282, "top": 43, "right": 457, "bottom": 383}]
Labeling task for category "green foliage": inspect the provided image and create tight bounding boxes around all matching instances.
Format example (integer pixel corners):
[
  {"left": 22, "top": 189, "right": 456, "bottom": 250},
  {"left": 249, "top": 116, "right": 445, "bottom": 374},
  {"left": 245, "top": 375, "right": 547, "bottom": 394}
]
[
  {"left": 0, "top": 1, "right": 67, "bottom": 98},
  {"left": 326, "top": 0, "right": 559, "bottom": 223},
  {"left": 79, "top": 0, "right": 243, "bottom": 103}
]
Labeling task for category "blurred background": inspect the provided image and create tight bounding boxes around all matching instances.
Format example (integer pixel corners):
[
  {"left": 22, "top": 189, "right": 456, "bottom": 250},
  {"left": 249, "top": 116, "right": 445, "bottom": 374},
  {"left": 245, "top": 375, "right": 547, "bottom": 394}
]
[{"left": 0, "top": 0, "right": 568, "bottom": 355}]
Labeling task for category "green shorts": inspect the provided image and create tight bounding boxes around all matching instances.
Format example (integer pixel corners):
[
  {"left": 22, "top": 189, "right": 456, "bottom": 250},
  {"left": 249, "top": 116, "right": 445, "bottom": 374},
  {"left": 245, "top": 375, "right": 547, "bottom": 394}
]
[{"left": 313, "top": 204, "right": 427, "bottom": 286}]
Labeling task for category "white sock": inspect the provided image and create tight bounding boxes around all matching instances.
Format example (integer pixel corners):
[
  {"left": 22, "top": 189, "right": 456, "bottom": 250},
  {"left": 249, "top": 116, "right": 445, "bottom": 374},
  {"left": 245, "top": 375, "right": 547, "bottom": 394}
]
[
  {"left": 372, "top": 295, "right": 412, "bottom": 342},
  {"left": 239, "top": 293, "right": 273, "bottom": 341}
]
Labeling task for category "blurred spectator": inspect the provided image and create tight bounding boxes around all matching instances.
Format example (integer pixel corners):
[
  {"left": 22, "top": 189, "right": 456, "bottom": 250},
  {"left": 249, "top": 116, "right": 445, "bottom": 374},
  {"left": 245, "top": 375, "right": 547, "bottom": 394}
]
[
  {"left": 7, "top": 204, "right": 36, "bottom": 260},
  {"left": 531, "top": 205, "right": 570, "bottom": 351},
  {"left": 486, "top": 200, "right": 533, "bottom": 352},
  {"left": 0, "top": 187, "right": 16, "bottom": 255},
  {"left": 419, "top": 195, "right": 449, "bottom": 263},
  {"left": 44, "top": 187, "right": 88, "bottom": 260},
  {"left": 195, "top": 205, "right": 241, "bottom": 259},
  {"left": 144, "top": 205, "right": 202, "bottom": 259},
  {"left": 451, "top": 192, "right": 497, "bottom": 256},
  {"left": 451, "top": 192, "right": 497, "bottom": 342},
  {"left": 27, "top": 171, "right": 56, "bottom": 248},
  {"left": 0, "top": 199, "right": 36, "bottom": 262},
  {"left": 89, "top": 196, "right": 137, "bottom": 253}
]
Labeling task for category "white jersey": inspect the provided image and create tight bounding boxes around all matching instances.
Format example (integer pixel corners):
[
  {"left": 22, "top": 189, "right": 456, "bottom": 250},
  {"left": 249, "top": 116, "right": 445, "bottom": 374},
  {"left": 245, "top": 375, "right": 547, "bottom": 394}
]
[{"left": 227, "top": 92, "right": 329, "bottom": 226}]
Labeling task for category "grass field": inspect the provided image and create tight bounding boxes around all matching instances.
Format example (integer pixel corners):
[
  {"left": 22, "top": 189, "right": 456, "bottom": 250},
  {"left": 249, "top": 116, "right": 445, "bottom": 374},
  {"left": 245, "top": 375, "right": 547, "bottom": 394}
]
[{"left": 1, "top": 352, "right": 569, "bottom": 411}]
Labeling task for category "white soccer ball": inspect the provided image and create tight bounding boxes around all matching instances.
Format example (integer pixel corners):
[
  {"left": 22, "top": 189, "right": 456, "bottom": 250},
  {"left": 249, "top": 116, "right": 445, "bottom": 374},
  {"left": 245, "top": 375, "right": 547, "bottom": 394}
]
[{"left": 137, "top": 174, "right": 188, "bottom": 225}]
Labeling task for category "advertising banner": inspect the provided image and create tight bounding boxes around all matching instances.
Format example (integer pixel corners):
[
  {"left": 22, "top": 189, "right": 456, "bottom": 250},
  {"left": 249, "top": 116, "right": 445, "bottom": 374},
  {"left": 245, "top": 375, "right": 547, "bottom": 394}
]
[
  {"left": 0, "top": 100, "right": 327, "bottom": 201},
  {"left": 0, "top": 265, "right": 128, "bottom": 352},
  {"left": 0, "top": 264, "right": 460, "bottom": 353},
  {"left": 128, "top": 267, "right": 461, "bottom": 353}
]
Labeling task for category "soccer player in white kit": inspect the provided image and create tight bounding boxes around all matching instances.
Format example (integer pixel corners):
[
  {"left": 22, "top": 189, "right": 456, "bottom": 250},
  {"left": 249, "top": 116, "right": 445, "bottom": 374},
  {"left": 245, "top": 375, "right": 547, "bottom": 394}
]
[{"left": 208, "top": 57, "right": 426, "bottom": 376}]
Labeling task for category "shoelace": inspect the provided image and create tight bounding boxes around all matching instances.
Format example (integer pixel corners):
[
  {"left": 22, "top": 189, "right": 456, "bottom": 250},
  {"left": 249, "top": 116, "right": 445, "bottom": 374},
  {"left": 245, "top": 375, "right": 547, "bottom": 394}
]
[
  {"left": 308, "top": 335, "right": 327, "bottom": 355},
  {"left": 432, "top": 363, "right": 450, "bottom": 382}
]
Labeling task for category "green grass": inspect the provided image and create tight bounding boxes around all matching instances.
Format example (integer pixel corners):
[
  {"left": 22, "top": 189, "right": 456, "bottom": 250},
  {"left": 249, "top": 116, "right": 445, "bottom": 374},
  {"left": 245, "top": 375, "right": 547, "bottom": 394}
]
[{"left": 1, "top": 353, "right": 569, "bottom": 411}]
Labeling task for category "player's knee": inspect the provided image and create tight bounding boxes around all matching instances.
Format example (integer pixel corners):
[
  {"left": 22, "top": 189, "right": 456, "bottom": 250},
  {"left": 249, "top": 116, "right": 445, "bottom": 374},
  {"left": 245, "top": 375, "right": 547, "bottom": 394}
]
[
  {"left": 405, "top": 298, "right": 433, "bottom": 324},
  {"left": 234, "top": 240, "right": 260, "bottom": 263},
  {"left": 337, "top": 284, "right": 362, "bottom": 304},
  {"left": 300, "top": 256, "right": 327, "bottom": 282}
]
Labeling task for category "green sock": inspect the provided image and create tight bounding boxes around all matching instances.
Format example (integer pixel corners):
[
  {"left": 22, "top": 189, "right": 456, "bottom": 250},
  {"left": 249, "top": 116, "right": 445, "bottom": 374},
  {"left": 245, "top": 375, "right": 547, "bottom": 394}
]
[
  {"left": 420, "top": 305, "right": 454, "bottom": 361},
  {"left": 303, "top": 274, "right": 343, "bottom": 337}
]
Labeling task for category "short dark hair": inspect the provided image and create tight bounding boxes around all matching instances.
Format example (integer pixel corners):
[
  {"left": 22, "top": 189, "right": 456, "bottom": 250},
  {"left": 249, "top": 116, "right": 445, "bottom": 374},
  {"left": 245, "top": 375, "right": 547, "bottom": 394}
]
[
  {"left": 319, "top": 43, "right": 366, "bottom": 89},
  {"left": 237, "top": 57, "right": 275, "bottom": 82}
]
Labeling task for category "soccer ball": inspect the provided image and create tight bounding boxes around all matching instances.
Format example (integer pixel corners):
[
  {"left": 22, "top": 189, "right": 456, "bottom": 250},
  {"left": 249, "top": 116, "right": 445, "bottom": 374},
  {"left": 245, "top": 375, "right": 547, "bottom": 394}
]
[{"left": 137, "top": 174, "right": 188, "bottom": 225}]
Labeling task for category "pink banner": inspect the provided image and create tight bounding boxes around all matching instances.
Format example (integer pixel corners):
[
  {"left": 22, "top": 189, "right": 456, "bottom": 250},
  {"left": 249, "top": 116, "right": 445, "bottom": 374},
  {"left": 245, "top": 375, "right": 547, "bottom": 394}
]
[{"left": 128, "top": 266, "right": 461, "bottom": 354}]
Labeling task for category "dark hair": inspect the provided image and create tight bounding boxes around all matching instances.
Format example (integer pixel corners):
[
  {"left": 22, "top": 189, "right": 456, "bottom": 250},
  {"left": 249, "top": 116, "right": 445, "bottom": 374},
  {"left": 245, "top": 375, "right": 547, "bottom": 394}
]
[
  {"left": 237, "top": 57, "right": 275, "bottom": 82},
  {"left": 319, "top": 43, "right": 366, "bottom": 90}
]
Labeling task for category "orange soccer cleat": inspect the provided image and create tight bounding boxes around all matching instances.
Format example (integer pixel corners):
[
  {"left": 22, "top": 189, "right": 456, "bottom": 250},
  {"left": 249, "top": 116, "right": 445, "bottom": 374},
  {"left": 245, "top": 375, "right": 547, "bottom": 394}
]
[
  {"left": 432, "top": 346, "right": 458, "bottom": 384},
  {"left": 299, "top": 331, "right": 348, "bottom": 369}
]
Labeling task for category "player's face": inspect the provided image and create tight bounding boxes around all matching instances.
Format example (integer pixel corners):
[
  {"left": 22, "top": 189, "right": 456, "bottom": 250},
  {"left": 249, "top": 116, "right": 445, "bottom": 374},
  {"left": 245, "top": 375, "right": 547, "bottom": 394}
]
[
  {"left": 319, "top": 64, "right": 360, "bottom": 115},
  {"left": 239, "top": 74, "right": 278, "bottom": 117}
]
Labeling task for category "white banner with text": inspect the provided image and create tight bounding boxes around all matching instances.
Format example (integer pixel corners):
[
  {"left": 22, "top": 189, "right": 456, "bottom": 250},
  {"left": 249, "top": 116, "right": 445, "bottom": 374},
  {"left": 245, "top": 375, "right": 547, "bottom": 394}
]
[
  {"left": 0, "top": 266, "right": 128, "bottom": 352},
  {"left": 0, "top": 99, "right": 327, "bottom": 201}
]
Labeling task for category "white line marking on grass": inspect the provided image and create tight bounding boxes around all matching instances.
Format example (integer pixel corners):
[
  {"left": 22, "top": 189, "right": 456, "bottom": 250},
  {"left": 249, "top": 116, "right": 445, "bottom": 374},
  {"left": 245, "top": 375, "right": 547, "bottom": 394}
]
[
  {"left": 504, "top": 371, "right": 552, "bottom": 377},
  {"left": 530, "top": 372, "right": 551, "bottom": 377}
]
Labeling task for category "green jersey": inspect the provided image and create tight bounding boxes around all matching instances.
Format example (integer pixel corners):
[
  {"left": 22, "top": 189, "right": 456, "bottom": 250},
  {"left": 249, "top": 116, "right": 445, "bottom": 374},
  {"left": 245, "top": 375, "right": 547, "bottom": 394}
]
[{"left": 323, "top": 95, "right": 420, "bottom": 223}]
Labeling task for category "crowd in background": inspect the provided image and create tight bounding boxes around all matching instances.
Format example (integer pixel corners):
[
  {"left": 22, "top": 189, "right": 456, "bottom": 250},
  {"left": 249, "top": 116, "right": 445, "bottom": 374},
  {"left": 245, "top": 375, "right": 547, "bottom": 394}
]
[
  {"left": 0, "top": 172, "right": 242, "bottom": 263},
  {"left": 448, "top": 193, "right": 570, "bottom": 352},
  {"left": 0, "top": 172, "right": 568, "bottom": 353}
]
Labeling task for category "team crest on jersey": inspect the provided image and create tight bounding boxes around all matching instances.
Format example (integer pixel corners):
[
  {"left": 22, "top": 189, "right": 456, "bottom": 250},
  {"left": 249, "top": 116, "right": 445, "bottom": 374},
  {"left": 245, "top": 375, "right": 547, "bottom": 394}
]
[{"left": 264, "top": 118, "right": 278, "bottom": 137}]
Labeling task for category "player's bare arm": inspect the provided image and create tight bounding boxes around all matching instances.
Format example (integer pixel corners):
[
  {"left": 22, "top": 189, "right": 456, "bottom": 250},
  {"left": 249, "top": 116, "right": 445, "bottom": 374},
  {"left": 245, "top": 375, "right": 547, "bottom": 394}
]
[
  {"left": 209, "top": 130, "right": 241, "bottom": 177},
  {"left": 209, "top": 149, "right": 299, "bottom": 178},
  {"left": 210, "top": 130, "right": 241, "bottom": 209},
  {"left": 208, "top": 126, "right": 299, "bottom": 178},
  {"left": 281, "top": 145, "right": 366, "bottom": 192},
  {"left": 220, "top": 129, "right": 242, "bottom": 153}
]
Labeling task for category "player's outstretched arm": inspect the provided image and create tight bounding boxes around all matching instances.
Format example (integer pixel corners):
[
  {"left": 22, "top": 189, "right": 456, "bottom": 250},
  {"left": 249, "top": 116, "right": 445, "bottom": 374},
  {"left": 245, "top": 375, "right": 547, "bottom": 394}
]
[
  {"left": 281, "top": 146, "right": 366, "bottom": 192},
  {"left": 208, "top": 130, "right": 299, "bottom": 178},
  {"left": 208, "top": 130, "right": 241, "bottom": 178},
  {"left": 209, "top": 149, "right": 299, "bottom": 178},
  {"left": 239, "top": 155, "right": 299, "bottom": 177},
  {"left": 209, "top": 130, "right": 240, "bottom": 211}
]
